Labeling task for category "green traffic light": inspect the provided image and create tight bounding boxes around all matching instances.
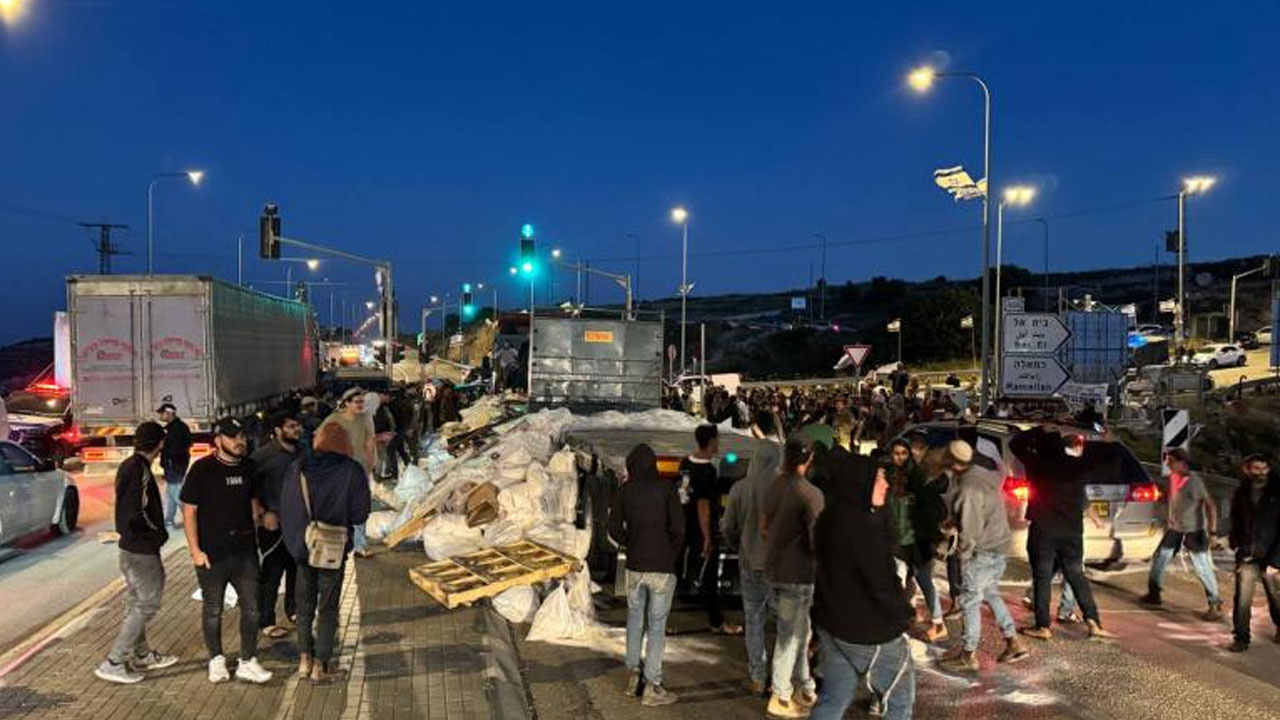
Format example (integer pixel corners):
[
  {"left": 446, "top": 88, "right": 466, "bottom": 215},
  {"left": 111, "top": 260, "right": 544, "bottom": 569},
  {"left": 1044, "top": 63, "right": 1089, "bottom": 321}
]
[
  {"left": 521, "top": 261, "right": 535, "bottom": 275},
  {"left": 521, "top": 223, "right": 535, "bottom": 239}
]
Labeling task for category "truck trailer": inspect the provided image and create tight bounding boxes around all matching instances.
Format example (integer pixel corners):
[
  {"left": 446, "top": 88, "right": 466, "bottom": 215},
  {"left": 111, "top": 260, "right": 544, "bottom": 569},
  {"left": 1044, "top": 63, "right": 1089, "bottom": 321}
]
[{"left": 67, "top": 275, "right": 318, "bottom": 469}]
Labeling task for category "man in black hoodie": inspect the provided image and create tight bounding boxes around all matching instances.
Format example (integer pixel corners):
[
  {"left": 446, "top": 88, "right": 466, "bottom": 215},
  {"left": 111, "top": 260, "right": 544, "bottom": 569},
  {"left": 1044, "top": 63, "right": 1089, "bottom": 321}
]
[
  {"left": 94, "top": 422, "right": 179, "bottom": 685},
  {"left": 1227, "top": 453, "right": 1280, "bottom": 652},
  {"left": 608, "top": 444, "right": 684, "bottom": 707},
  {"left": 811, "top": 447, "right": 915, "bottom": 720},
  {"left": 280, "top": 421, "right": 371, "bottom": 682}
]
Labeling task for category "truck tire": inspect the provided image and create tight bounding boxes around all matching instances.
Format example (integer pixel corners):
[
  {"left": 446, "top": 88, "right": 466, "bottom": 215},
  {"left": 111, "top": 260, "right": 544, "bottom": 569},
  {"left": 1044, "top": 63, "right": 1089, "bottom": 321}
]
[{"left": 53, "top": 486, "right": 80, "bottom": 536}]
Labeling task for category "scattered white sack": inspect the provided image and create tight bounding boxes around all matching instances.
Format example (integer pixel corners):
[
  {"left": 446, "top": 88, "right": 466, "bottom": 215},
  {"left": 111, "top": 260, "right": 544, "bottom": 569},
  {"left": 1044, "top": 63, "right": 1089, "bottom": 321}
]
[
  {"left": 482, "top": 518, "right": 525, "bottom": 547},
  {"left": 420, "top": 513, "right": 485, "bottom": 561},
  {"left": 546, "top": 447, "right": 577, "bottom": 476},
  {"left": 395, "top": 464, "right": 434, "bottom": 507},
  {"left": 542, "top": 470, "right": 579, "bottom": 524},
  {"left": 497, "top": 448, "right": 535, "bottom": 486},
  {"left": 526, "top": 571, "right": 599, "bottom": 643},
  {"left": 191, "top": 585, "right": 238, "bottom": 609},
  {"left": 526, "top": 522, "right": 591, "bottom": 560},
  {"left": 492, "top": 586, "right": 540, "bottom": 624},
  {"left": 499, "top": 477, "right": 546, "bottom": 528},
  {"left": 364, "top": 510, "right": 400, "bottom": 543}
]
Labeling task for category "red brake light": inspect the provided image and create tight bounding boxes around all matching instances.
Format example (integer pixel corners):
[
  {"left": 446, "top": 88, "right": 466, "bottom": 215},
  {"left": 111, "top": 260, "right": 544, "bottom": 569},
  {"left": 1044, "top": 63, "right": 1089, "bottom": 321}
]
[
  {"left": 1127, "top": 483, "right": 1162, "bottom": 503},
  {"left": 1003, "top": 475, "right": 1031, "bottom": 503},
  {"left": 55, "top": 424, "right": 82, "bottom": 444},
  {"left": 28, "top": 381, "right": 66, "bottom": 395}
]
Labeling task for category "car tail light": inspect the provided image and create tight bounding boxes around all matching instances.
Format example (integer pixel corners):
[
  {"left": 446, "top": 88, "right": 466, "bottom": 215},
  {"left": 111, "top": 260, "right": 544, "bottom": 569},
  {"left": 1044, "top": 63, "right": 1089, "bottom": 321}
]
[
  {"left": 1003, "top": 475, "right": 1031, "bottom": 503},
  {"left": 190, "top": 443, "right": 213, "bottom": 459},
  {"left": 55, "top": 424, "right": 82, "bottom": 444},
  {"left": 1127, "top": 483, "right": 1162, "bottom": 503}
]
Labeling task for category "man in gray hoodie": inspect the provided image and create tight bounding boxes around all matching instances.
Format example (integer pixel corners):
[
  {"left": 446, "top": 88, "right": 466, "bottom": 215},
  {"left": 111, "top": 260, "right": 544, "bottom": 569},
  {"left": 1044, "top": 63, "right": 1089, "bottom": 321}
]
[
  {"left": 941, "top": 439, "right": 1028, "bottom": 672},
  {"left": 721, "top": 441, "right": 782, "bottom": 697}
]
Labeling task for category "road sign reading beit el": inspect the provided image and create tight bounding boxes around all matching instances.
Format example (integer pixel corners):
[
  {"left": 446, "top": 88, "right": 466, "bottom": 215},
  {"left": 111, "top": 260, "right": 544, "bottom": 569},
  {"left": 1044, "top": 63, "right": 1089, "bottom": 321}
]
[{"left": 1002, "top": 313, "right": 1071, "bottom": 354}]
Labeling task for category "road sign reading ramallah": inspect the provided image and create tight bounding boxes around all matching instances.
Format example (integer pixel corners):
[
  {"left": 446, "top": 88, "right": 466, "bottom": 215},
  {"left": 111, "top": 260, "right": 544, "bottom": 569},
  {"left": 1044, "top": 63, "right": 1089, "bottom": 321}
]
[
  {"left": 1003, "top": 313, "right": 1071, "bottom": 354},
  {"left": 1001, "top": 355, "right": 1069, "bottom": 397}
]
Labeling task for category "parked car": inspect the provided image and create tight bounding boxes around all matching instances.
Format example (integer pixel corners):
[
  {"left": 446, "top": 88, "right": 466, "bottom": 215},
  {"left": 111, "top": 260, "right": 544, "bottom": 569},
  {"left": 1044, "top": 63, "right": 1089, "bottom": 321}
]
[
  {"left": 1191, "top": 343, "right": 1247, "bottom": 369},
  {"left": 1234, "top": 331, "right": 1260, "bottom": 351},
  {"left": 0, "top": 440, "right": 79, "bottom": 545},
  {"left": 902, "top": 420, "right": 1163, "bottom": 566},
  {"left": 1125, "top": 365, "right": 1212, "bottom": 395},
  {"left": 1257, "top": 326, "right": 1273, "bottom": 345},
  {"left": 1135, "top": 323, "right": 1167, "bottom": 338},
  {"left": 3, "top": 380, "right": 86, "bottom": 465}
]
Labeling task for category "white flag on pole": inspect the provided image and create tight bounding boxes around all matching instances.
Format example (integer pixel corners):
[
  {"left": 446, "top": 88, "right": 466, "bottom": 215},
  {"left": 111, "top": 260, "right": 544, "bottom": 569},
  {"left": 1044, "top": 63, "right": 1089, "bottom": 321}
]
[
  {"left": 960, "top": 315, "right": 974, "bottom": 329},
  {"left": 887, "top": 319, "right": 902, "bottom": 333}
]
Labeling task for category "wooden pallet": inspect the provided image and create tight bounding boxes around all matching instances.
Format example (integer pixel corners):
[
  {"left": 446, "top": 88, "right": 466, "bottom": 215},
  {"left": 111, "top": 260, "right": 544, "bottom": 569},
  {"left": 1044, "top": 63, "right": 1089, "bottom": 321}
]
[
  {"left": 408, "top": 540, "right": 580, "bottom": 608},
  {"left": 384, "top": 508, "right": 438, "bottom": 548}
]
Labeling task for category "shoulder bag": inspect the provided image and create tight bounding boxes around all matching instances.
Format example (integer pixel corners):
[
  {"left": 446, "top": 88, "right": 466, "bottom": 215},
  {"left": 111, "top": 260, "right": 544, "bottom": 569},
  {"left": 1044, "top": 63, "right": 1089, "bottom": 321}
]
[{"left": 300, "top": 471, "right": 348, "bottom": 569}]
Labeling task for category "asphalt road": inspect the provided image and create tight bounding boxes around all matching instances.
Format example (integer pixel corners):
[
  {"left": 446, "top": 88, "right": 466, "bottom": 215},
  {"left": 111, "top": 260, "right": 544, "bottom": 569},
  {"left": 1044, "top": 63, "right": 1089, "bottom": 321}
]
[
  {"left": 518, "top": 558, "right": 1280, "bottom": 720},
  {"left": 0, "top": 470, "right": 186, "bottom": 652}
]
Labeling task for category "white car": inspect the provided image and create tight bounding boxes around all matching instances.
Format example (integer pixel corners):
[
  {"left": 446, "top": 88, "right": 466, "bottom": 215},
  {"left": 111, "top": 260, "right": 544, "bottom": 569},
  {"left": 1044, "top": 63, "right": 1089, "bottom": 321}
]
[
  {"left": 1191, "top": 343, "right": 1246, "bottom": 369},
  {"left": 1257, "top": 326, "right": 1273, "bottom": 345},
  {"left": 0, "top": 440, "right": 79, "bottom": 545}
]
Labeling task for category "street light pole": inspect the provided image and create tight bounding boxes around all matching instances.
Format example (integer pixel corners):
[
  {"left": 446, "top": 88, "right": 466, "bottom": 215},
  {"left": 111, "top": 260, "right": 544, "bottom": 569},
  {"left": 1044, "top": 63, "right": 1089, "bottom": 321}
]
[
  {"left": 814, "top": 232, "right": 827, "bottom": 321},
  {"left": 146, "top": 170, "right": 204, "bottom": 275},
  {"left": 1177, "top": 190, "right": 1186, "bottom": 343},
  {"left": 1230, "top": 264, "right": 1267, "bottom": 339},
  {"left": 909, "top": 67, "right": 993, "bottom": 412}
]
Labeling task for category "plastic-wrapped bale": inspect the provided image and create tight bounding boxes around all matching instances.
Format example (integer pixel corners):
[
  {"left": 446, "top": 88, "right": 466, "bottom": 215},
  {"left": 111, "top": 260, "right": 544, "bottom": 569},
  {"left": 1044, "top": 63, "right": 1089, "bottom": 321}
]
[
  {"left": 526, "top": 522, "right": 591, "bottom": 561},
  {"left": 363, "top": 510, "right": 400, "bottom": 543},
  {"left": 420, "top": 514, "right": 485, "bottom": 561},
  {"left": 526, "top": 571, "right": 601, "bottom": 643},
  {"left": 394, "top": 464, "right": 434, "bottom": 507},
  {"left": 498, "top": 470, "right": 547, "bottom": 529},
  {"left": 492, "top": 586, "right": 540, "bottom": 624}
]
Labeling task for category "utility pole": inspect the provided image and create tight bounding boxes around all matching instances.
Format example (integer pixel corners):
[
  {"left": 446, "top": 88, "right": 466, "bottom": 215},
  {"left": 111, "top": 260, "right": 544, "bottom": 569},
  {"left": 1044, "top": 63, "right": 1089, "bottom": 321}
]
[{"left": 79, "top": 221, "right": 129, "bottom": 274}]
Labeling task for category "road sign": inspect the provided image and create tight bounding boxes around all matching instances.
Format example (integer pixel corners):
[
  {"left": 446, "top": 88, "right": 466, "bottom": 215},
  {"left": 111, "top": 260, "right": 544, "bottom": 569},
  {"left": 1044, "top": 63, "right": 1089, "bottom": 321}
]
[
  {"left": 1059, "top": 381, "right": 1109, "bottom": 411},
  {"left": 667, "top": 344, "right": 677, "bottom": 362},
  {"left": 791, "top": 297, "right": 807, "bottom": 311},
  {"left": 1001, "top": 296, "right": 1026, "bottom": 314},
  {"left": 1003, "top": 313, "right": 1071, "bottom": 354},
  {"left": 1000, "top": 355, "right": 1069, "bottom": 397},
  {"left": 843, "top": 345, "right": 872, "bottom": 370}
]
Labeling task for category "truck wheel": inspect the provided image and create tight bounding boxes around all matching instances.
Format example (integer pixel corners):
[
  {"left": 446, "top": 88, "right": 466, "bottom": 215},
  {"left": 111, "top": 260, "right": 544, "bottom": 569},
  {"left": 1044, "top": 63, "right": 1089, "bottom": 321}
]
[{"left": 53, "top": 486, "right": 80, "bottom": 535}]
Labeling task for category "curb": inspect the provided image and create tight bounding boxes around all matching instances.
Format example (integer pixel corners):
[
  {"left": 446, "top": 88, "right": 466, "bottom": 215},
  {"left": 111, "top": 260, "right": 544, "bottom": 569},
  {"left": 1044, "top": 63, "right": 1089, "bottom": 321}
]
[
  {"left": 481, "top": 603, "right": 535, "bottom": 720},
  {"left": 0, "top": 540, "right": 187, "bottom": 680}
]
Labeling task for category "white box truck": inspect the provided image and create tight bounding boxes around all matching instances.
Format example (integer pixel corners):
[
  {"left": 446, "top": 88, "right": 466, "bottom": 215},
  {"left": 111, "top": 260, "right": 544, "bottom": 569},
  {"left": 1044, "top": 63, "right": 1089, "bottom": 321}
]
[{"left": 68, "top": 275, "right": 318, "bottom": 470}]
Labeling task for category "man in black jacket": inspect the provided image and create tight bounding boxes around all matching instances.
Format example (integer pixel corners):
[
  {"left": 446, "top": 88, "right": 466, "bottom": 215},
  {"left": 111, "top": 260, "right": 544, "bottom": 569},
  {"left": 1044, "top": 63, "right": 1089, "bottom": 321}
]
[
  {"left": 280, "top": 421, "right": 371, "bottom": 682},
  {"left": 157, "top": 403, "right": 193, "bottom": 527},
  {"left": 251, "top": 411, "right": 303, "bottom": 640},
  {"left": 1228, "top": 454, "right": 1280, "bottom": 652},
  {"left": 94, "top": 422, "right": 179, "bottom": 685},
  {"left": 1012, "top": 427, "right": 1115, "bottom": 640},
  {"left": 811, "top": 447, "right": 915, "bottom": 720},
  {"left": 608, "top": 444, "right": 684, "bottom": 708}
]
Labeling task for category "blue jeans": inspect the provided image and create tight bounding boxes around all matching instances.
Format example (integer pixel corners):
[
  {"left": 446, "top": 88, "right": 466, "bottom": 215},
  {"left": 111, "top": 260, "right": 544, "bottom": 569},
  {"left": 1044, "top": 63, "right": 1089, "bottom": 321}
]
[
  {"left": 741, "top": 570, "right": 772, "bottom": 685},
  {"left": 352, "top": 524, "right": 368, "bottom": 553},
  {"left": 625, "top": 571, "right": 676, "bottom": 685},
  {"left": 914, "top": 556, "right": 943, "bottom": 622},
  {"left": 811, "top": 630, "right": 915, "bottom": 720},
  {"left": 1149, "top": 531, "right": 1221, "bottom": 603},
  {"left": 960, "top": 550, "right": 1015, "bottom": 652},
  {"left": 769, "top": 582, "right": 815, "bottom": 700},
  {"left": 161, "top": 460, "right": 185, "bottom": 527}
]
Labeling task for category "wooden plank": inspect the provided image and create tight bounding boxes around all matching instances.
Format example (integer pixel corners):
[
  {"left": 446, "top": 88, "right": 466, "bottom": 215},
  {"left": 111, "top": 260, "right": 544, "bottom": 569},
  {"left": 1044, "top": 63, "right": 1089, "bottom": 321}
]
[
  {"left": 407, "top": 540, "right": 581, "bottom": 609},
  {"left": 384, "top": 508, "right": 438, "bottom": 548}
]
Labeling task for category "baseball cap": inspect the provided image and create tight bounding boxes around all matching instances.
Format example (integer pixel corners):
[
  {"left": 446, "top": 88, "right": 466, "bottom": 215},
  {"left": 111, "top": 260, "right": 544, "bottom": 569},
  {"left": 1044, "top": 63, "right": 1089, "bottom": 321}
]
[
  {"left": 339, "top": 387, "right": 365, "bottom": 405},
  {"left": 214, "top": 416, "right": 246, "bottom": 437},
  {"left": 156, "top": 403, "right": 176, "bottom": 414}
]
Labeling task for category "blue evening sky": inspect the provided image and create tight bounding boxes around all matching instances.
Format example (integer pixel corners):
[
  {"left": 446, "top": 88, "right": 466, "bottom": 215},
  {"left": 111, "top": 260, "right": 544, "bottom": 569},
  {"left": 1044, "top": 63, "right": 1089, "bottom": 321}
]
[{"left": 0, "top": 1, "right": 1276, "bottom": 343}]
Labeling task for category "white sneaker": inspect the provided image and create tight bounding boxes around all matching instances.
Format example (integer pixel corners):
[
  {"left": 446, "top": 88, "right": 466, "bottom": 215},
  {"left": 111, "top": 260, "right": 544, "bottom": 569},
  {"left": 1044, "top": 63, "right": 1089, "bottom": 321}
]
[
  {"left": 235, "top": 657, "right": 273, "bottom": 684},
  {"left": 208, "top": 655, "right": 231, "bottom": 683}
]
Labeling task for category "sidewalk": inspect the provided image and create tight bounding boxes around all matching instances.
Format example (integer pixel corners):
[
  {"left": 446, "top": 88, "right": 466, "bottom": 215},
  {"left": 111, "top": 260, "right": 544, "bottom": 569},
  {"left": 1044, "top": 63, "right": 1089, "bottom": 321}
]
[{"left": 0, "top": 546, "right": 509, "bottom": 720}]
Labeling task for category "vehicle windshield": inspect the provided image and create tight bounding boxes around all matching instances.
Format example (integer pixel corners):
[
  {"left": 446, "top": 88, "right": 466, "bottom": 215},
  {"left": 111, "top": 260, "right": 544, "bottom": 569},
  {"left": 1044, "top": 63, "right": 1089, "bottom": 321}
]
[{"left": 3, "top": 390, "right": 69, "bottom": 417}]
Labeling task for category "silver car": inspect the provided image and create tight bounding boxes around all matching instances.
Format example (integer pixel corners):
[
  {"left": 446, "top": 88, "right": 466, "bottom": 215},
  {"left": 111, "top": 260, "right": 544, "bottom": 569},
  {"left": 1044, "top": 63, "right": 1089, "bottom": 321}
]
[
  {"left": 905, "top": 420, "right": 1164, "bottom": 566},
  {"left": 0, "top": 440, "right": 79, "bottom": 545}
]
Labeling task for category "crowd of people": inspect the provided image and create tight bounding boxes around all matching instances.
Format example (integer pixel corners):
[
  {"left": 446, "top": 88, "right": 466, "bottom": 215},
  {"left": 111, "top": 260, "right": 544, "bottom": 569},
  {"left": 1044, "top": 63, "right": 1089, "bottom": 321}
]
[{"left": 616, "top": 384, "right": 1280, "bottom": 718}]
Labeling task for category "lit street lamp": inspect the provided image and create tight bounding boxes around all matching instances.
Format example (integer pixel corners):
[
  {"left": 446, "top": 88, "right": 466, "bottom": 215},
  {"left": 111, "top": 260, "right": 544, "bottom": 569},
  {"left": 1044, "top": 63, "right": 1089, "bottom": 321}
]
[
  {"left": 671, "top": 206, "right": 690, "bottom": 375},
  {"left": 994, "top": 185, "right": 1036, "bottom": 387},
  {"left": 146, "top": 170, "right": 204, "bottom": 275},
  {"left": 1175, "top": 175, "right": 1216, "bottom": 342},
  {"left": 910, "top": 64, "right": 994, "bottom": 413},
  {"left": 0, "top": 0, "right": 30, "bottom": 28}
]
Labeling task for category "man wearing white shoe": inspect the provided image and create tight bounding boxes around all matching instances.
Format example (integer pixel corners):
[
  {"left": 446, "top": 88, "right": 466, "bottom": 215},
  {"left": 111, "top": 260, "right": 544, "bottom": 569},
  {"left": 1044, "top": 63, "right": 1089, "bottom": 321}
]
[{"left": 181, "top": 417, "right": 273, "bottom": 685}]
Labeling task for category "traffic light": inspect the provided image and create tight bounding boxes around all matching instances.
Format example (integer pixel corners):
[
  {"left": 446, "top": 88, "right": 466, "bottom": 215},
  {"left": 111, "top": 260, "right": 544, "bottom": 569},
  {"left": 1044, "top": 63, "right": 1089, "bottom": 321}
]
[
  {"left": 461, "top": 283, "right": 475, "bottom": 319},
  {"left": 520, "top": 223, "right": 536, "bottom": 275},
  {"left": 1164, "top": 230, "right": 1181, "bottom": 253},
  {"left": 259, "top": 203, "right": 281, "bottom": 259}
]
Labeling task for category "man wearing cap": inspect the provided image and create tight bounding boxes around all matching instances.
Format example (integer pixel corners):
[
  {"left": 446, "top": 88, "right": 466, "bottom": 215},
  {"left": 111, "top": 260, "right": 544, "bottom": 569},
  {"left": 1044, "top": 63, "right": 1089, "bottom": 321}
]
[
  {"left": 94, "top": 421, "right": 179, "bottom": 685},
  {"left": 320, "top": 388, "right": 376, "bottom": 473},
  {"left": 157, "top": 403, "right": 193, "bottom": 527},
  {"left": 181, "top": 417, "right": 273, "bottom": 685},
  {"left": 941, "top": 439, "right": 1028, "bottom": 672}
]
